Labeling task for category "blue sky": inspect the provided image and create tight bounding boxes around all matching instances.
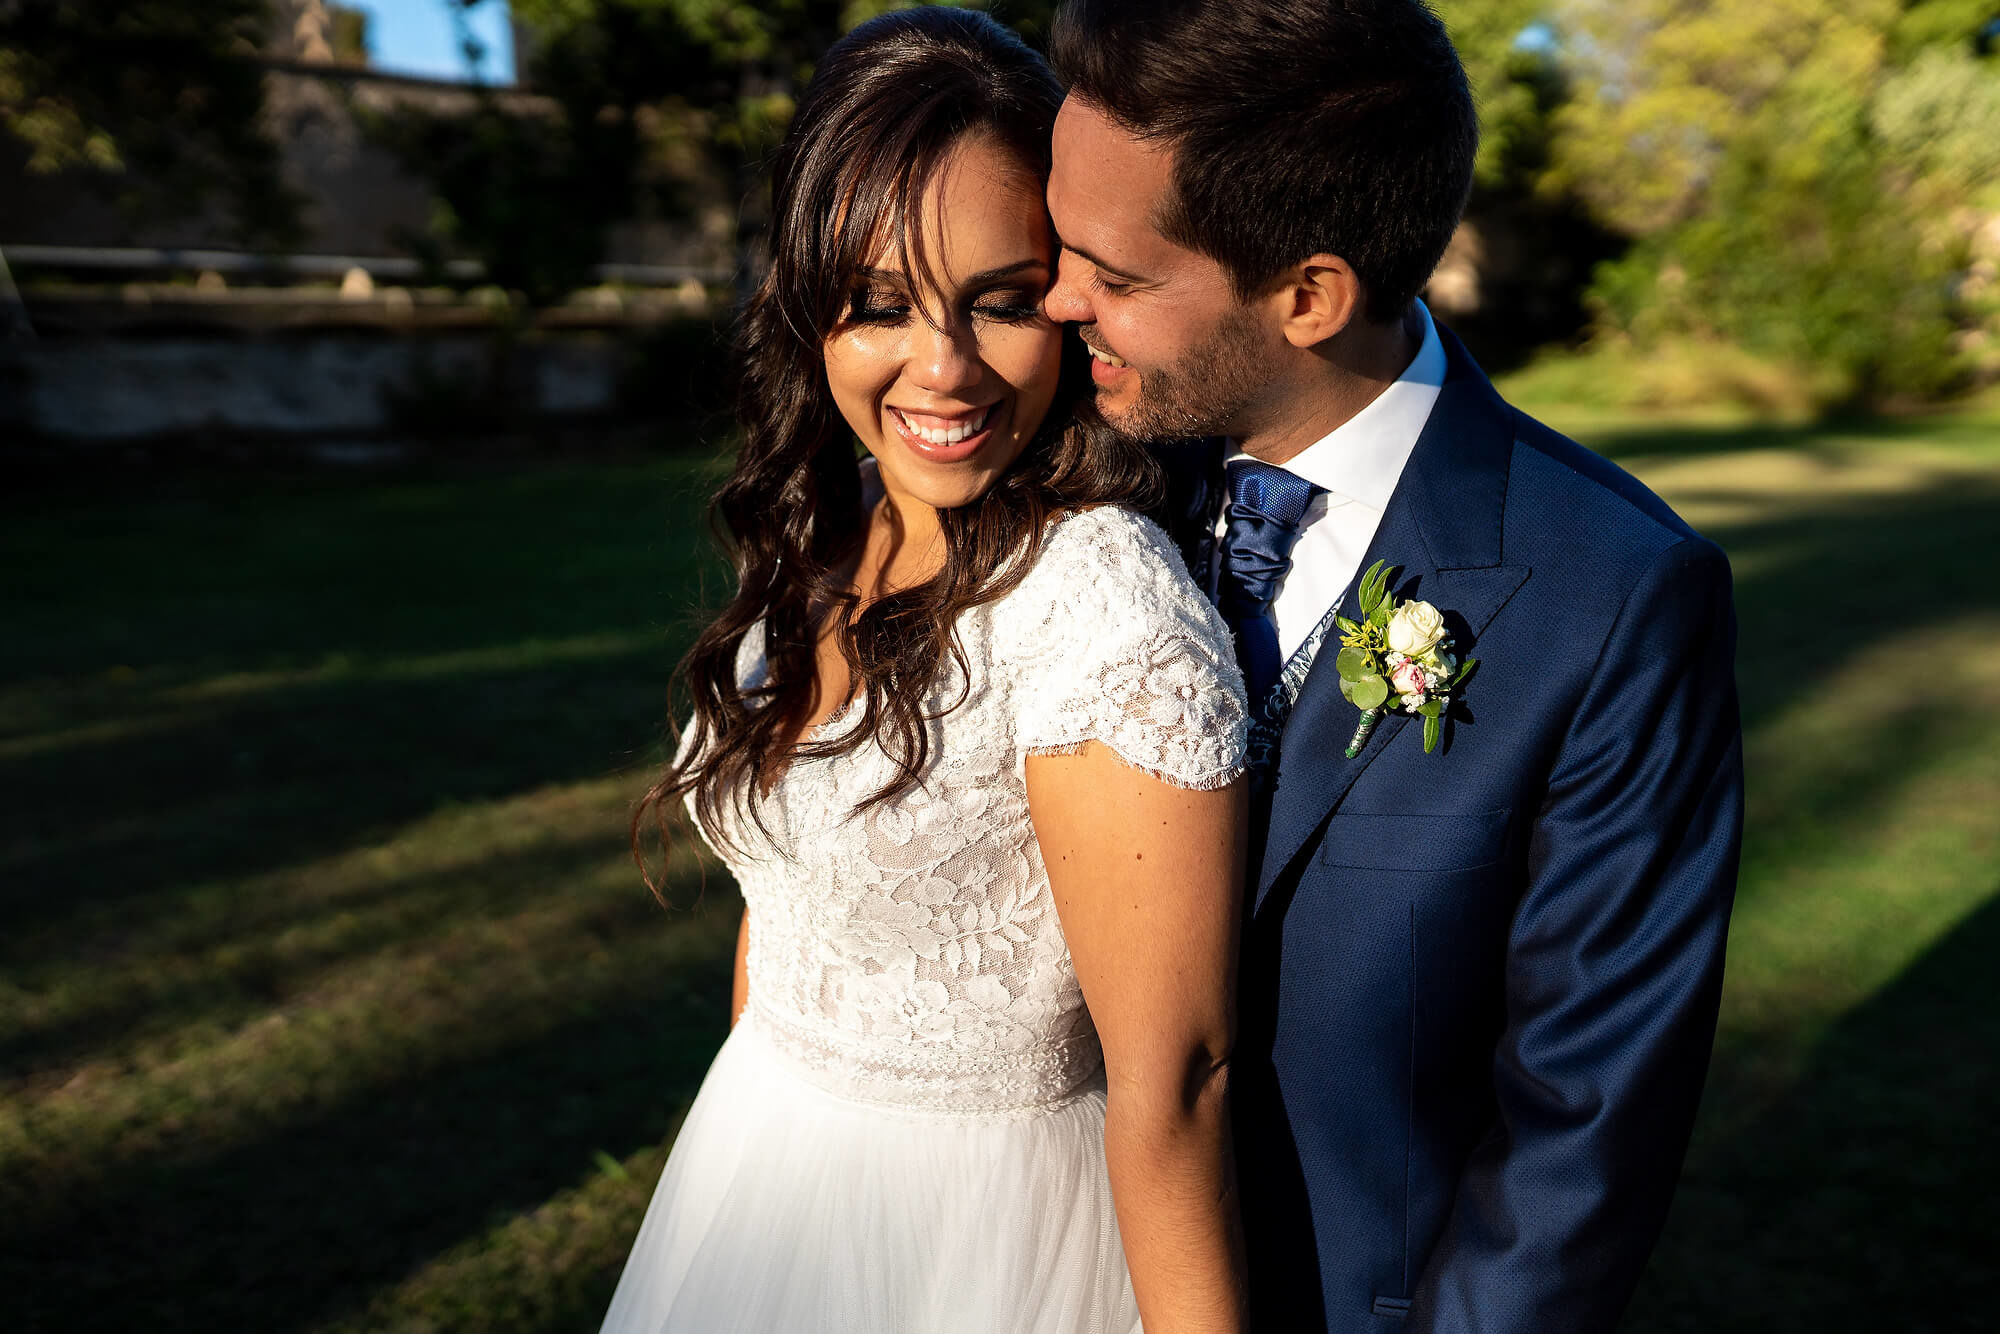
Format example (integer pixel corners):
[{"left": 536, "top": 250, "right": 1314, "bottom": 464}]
[{"left": 347, "top": 0, "right": 517, "bottom": 84}]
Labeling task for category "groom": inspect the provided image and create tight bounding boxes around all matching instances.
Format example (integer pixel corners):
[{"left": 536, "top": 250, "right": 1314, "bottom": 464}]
[{"left": 1044, "top": 1, "right": 1744, "bottom": 1329}]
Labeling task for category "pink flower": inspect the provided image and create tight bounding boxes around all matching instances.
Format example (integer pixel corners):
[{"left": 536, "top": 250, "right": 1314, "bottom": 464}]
[{"left": 1390, "top": 659, "right": 1429, "bottom": 700}]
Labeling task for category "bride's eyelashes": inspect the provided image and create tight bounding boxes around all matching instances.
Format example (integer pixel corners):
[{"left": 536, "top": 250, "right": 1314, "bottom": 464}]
[
  {"left": 846, "top": 285, "right": 909, "bottom": 324},
  {"left": 843, "top": 283, "right": 1049, "bottom": 328},
  {"left": 970, "top": 289, "right": 1048, "bottom": 323}
]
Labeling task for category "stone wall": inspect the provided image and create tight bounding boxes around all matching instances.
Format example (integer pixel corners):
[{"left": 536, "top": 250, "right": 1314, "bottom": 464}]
[
  {"left": 0, "top": 292, "right": 717, "bottom": 442},
  {"left": 0, "top": 29, "right": 732, "bottom": 275}
]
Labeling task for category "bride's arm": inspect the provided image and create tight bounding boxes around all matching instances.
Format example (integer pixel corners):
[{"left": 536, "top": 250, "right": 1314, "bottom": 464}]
[
  {"left": 730, "top": 908, "right": 749, "bottom": 1029},
  {"left": 1028, "top": 743, "right": 1248, "bottom": 1334}
]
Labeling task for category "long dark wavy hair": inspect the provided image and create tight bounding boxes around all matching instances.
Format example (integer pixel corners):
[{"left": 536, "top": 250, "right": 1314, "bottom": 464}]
[{"left": 635, "top": 7, "right": 1161, "bottom": 879}]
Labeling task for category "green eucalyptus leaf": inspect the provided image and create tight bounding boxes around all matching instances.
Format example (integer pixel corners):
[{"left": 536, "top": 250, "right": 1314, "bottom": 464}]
[
  {"left": 1336, "top": 646, "right": 1373, "bottom": 681},
  {"left": 1424, "top": 712, "right": 1441, "bottom": 754},
  {"left": 1454, "top": 658, "right": 1480, "bottom": 689},
  {"left": 1336, "top": 616, "right": 1361, "bottom": 637},
  {"left": 1338, "top": 675, "right": 1358, "bottom": 703},
  {"left": 1419, "top": 698, "right": 1444, "bottom": 718},
  {"left": 1352, "top": 674, "right": 1390, "bottom": 711}
]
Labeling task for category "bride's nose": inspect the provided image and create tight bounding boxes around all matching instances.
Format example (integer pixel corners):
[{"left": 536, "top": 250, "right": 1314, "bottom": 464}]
[{"left": 906, "top": 315, "right": 984, "bottom": 396}]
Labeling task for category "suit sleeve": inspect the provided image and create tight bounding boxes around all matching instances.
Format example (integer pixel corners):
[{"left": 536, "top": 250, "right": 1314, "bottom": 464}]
[{"left": 1411, "top": 537, "right": 1745, "bottom": 1333}]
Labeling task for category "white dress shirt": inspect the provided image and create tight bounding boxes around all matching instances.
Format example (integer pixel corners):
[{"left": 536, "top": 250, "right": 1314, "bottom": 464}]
[{"left": 1216, "top": 300, "right": 1446, "bottom": 664}]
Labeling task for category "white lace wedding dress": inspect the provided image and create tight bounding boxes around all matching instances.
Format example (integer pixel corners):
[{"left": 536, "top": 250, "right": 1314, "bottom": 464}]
[{"left": 600, "top": 499, "right": 1248, "bottom": 1334}]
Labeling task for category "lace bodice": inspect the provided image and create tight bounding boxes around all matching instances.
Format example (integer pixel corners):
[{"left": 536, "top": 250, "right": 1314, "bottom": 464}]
[{"left": 696, "top": 503, "right": 1248, "bottom": 1117}]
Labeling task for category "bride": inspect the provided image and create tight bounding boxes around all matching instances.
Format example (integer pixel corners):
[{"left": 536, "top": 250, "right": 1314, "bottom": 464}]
[{"left": 603, "top": 9, "right": 1249, "bottom": 1332}]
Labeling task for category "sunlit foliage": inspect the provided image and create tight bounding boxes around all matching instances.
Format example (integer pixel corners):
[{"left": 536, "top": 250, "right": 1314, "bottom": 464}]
[{"left": 0, "top": 0, "right": 300, "bottom": 244}]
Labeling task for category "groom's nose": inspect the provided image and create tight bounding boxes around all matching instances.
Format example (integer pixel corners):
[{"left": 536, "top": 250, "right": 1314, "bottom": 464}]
[{"left": 1044, "top": 251, "right": 1094, "bottom": 325}]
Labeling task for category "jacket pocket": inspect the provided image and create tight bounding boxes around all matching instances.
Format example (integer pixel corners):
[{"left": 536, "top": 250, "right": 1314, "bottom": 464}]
[{"left": 1318, "top": 808, "right": 1510, "bottom": 873}]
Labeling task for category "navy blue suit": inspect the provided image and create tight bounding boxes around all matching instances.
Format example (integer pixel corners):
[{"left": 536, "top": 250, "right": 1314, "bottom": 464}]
[{"left": 1162, "top": 329, "right": 1744, "bottom": 1332}]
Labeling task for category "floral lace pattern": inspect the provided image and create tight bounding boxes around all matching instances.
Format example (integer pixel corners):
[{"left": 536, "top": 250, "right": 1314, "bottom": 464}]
[{"left": 701, "top": 505, "right": 1248, "bottom": 1116}]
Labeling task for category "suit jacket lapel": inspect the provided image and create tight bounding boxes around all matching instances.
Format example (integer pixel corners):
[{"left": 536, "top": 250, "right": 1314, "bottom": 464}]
[{"left": 1253, "top": 329, "right": 1532, "bottom": 912}]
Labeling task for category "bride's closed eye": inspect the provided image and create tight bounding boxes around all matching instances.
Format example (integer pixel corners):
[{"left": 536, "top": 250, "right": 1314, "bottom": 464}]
[
  {"left": 844, "top": 284, "right": 1048, "bottom": 327},
  {"left": 847, "top": 285, "right": 912, "bottom": 325},
  {"left": 969, "top": 286, "right": 1048, "bottom": 324}
]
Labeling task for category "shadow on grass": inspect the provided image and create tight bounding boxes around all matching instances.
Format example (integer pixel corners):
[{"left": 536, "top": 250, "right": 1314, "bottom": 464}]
[
  {"left": 1566, "top": 411, "right": 2000, "bottom": 464},
  {"left": 0, "top": 459, "right": 728, "bottom": 686},
  {"left": 1610, "top": 440, "right": 2000, "bottom": 1327},
  {"left": 3, "top": 458, "right": 738, "bottom": 1332},
  {"left": 0, "top": 823, "right": 672, "bottom": 1084},
  {"left": 0, "top": 645, "right": 676, "bottom": 948},
  {"left": 0, "top": 457, "right": 726, "bottom": 953},
  {"left": 1626, "top": 886, "right": 2000, "bottom": 1332},
  {"left": 6, "top": 914, "right": 735, "bottom": 1334},
  {"left": 1697, "top": 467, "right": 2000, "bottom": 804}
]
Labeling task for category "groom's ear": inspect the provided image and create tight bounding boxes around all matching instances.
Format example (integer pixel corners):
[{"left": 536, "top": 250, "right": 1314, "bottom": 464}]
[{"left": 1276, "top": 254, "right": 1363, "bottom": 350}]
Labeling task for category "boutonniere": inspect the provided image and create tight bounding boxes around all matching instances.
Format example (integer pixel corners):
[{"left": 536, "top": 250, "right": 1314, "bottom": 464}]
[{"left": 1335, "top": 561, "right": 1478, "bottom": 757}]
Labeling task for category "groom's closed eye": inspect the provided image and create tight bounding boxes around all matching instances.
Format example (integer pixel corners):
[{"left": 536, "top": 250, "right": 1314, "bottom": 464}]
[{"left": 1059, "top": 244, "right": 1148, "bottom": 292}]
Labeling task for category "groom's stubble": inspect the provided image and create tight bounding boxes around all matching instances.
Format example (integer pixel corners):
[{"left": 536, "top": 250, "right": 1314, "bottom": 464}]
[{"left": 1086, "top": 302, "right": 1271, "bottom": 444}]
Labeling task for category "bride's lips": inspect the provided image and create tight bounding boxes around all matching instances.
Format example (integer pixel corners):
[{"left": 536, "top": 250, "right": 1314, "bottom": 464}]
[{"left": 886, "top": 402, "right": 1004, "bottom": 463}]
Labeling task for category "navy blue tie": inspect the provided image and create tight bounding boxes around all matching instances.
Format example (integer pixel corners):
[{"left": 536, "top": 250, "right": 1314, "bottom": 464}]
[{"left": 1217, "top": 460, "right": 1324, "bottom": 703}]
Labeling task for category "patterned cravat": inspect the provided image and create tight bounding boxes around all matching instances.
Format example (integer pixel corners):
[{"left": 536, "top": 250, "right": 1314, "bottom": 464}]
[{"left": 1216, "top": 459, "right": 1324, "bottom": 703}]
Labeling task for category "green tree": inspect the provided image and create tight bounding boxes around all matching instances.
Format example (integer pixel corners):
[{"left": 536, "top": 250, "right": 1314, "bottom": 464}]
[
  {"left": 1547, "top": 0, "right": 1898, "bottom": 236},
  {"left": 1541, "top": 0, "right": 1998, "bottom": 404},
  {"left": 328, "top": 2, "right": 370, "bottom": 64},
  {"left": 0, "top": 0, "right": 300, "bottom": 245},
  {"left": 1435, "top": 0, "right": 1567, "bottom": 192},
  {"left": 359, "top": 0, "right": 686, "bottom": 306},
  {"left": 1888, "top": 0, "right": 2000, "bottom": 62},
  {"left": 375, "top": 0, "right": 1049, "bottom": 306}
]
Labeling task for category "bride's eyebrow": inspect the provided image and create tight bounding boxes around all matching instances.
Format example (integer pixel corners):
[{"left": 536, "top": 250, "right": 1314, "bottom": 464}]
[
  {"left": 963, "top": 258, "right": 1050, "bottom": 283},
  {"left": 854, "top": 259, "right": 1048, "bottom": 289}
]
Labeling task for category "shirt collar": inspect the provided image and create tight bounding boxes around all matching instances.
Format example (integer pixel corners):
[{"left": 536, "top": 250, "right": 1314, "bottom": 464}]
[{"left": 1225, "top": 299, "right": 1445, "bottom": 513}]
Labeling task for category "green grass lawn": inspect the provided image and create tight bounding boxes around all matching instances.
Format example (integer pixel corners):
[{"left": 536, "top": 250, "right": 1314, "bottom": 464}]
[{"left": 3, "top": 407, "right": 1997, "bottom": 1332}]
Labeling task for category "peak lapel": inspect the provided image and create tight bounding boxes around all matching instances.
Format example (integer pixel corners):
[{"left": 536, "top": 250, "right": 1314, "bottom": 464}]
[{"left": 1252, "top": 329, "right": 1532, "bottom": 913}]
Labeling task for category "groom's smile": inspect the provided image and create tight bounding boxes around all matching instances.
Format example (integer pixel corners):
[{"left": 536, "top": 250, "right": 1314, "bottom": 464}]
[{"left": 1078, "top": 328, "right": 1130, "bottom": 380}]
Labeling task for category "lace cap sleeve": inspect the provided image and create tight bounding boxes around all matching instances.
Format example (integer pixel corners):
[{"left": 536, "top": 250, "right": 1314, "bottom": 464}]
[{"left": 1015, "top": 507, "right": 1248, "bottom": 791}]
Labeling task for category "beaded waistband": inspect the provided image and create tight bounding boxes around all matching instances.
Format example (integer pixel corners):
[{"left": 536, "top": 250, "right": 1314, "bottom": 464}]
[{"left": 749, "top": 1002, "right": 1105, "bottom": 1119}]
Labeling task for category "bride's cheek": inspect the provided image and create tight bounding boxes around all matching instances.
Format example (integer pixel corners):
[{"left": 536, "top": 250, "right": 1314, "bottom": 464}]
[
  {"left": 822, "top": 330, "right": 904, "bottom": 433},
  {"left": 999, "top": 326, "right": 1065, "bottom": 420}
]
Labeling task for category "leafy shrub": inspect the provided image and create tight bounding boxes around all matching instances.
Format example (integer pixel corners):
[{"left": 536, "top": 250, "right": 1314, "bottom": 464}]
[{"left": 1585, "top": 83, "right": 1968, "bottom": 408}]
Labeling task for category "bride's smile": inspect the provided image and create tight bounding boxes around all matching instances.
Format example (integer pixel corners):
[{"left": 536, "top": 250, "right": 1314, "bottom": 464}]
[{"left": 886, "top": 400, "right": 999, "bottom": 461}]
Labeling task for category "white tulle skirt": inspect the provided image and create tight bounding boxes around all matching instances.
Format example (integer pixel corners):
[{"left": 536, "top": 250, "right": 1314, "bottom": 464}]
[{"left": 600, "top": 1013, "right": 1141, "bottom": 1334}]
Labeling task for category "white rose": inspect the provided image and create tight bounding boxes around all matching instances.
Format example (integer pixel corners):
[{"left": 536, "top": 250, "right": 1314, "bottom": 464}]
[{"left": 1387, "top": 600, "right": 1447, "bottom": 657}]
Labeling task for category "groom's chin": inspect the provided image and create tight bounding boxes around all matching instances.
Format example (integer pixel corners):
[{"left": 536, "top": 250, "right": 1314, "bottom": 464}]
[{"left": 1070, "top": 393, "right": 1151, "bottom": 447}]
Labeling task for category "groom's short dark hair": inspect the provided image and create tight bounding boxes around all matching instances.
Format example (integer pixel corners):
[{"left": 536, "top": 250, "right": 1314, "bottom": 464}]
[{"left": 1050, "top": 0, "right": 1476, "bottom": 323}]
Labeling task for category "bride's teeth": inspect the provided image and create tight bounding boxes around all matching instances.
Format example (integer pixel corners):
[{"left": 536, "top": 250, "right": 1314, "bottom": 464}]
[{"left": 900, "top": 405, "right": 991, "bottom": 446}]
